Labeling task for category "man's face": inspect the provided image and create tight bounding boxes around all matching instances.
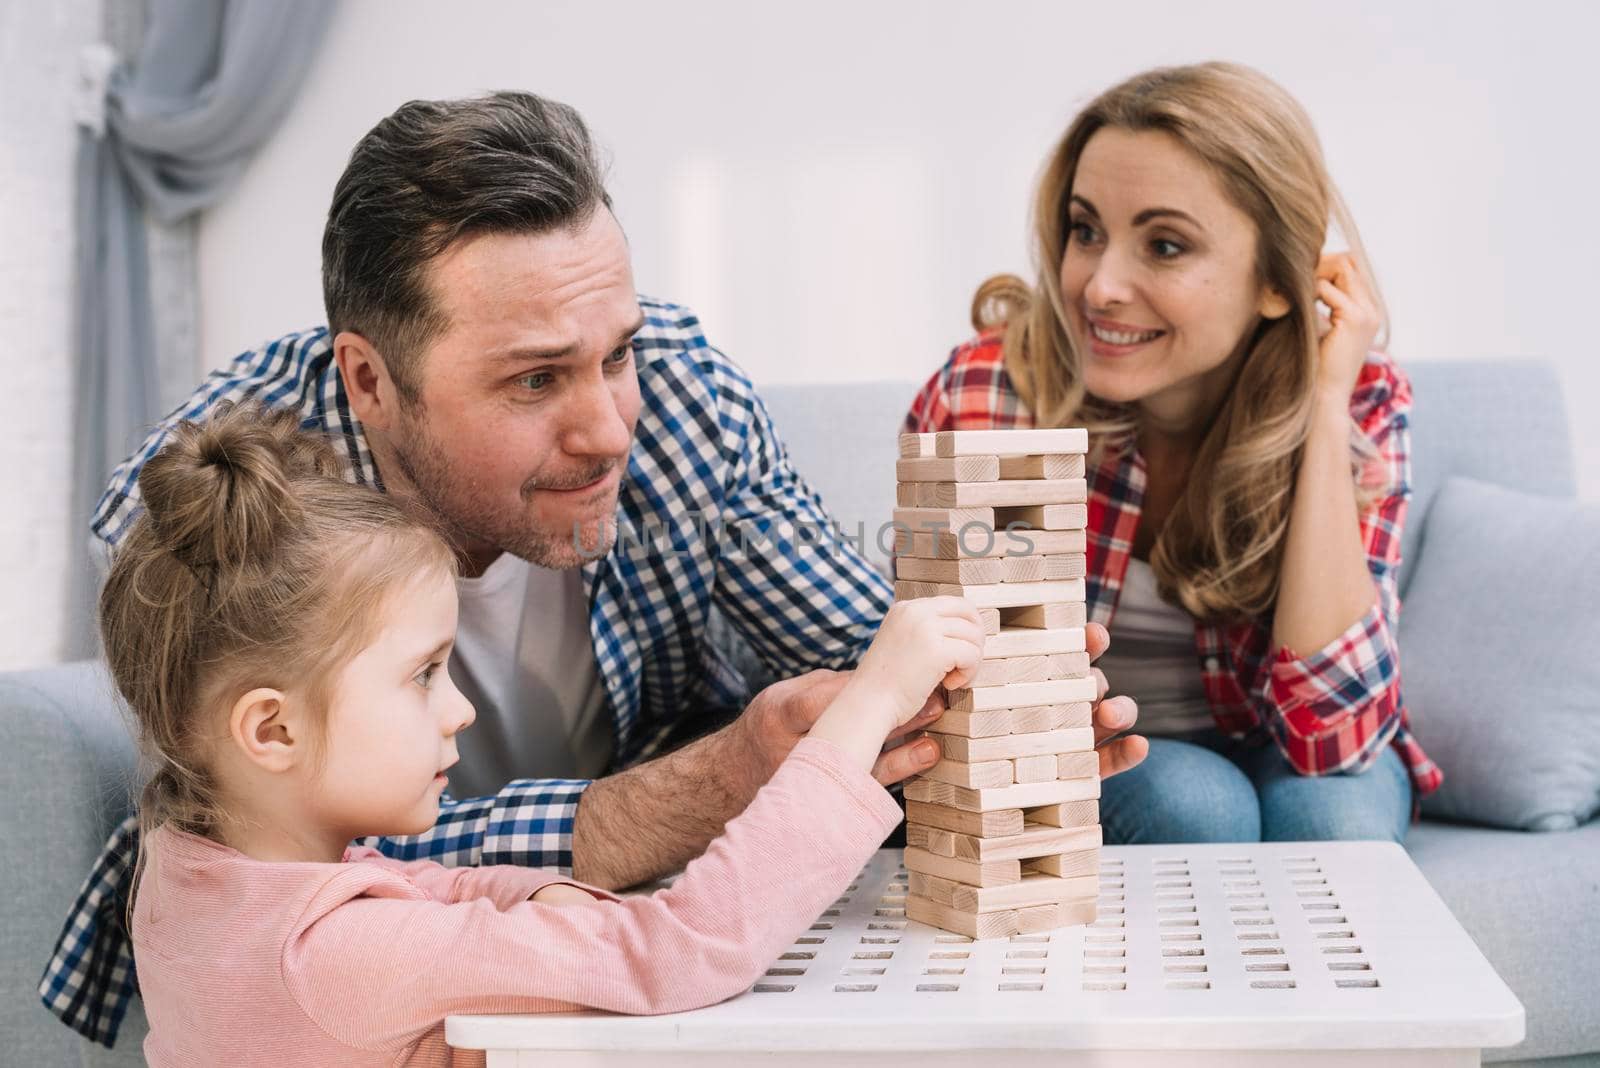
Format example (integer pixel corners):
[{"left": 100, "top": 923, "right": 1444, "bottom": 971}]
[{"left": 386, "top": 210, "right": 644, "bottom": 570}]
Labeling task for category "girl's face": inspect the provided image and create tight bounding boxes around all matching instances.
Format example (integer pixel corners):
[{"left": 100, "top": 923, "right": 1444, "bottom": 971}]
[
  {"left": 1058, "top": 127, "right": 1288, "bottom": 429},
  {"left": 311, "top": 566, "right": 476, "bottom": 843}
]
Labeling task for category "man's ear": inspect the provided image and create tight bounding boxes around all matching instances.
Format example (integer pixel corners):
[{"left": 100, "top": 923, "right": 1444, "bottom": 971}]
[
  {"left": 228, "top": 687, "right": 305, "bottom": 774},
  {"left": 1258, "top": 286, "right": 1291, "bottom": 321},
  {"left": 332, "top": 331, "right": 401, "bottom": 433}
]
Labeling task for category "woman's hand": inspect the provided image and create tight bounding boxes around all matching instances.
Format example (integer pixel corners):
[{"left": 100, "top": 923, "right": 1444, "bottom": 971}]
[
  {"left": 1082, "top": 622, "right": 1148, "bottom": 780},
  {"left": 1314, "top": 252, "right": 1382, "bottom": 402}
]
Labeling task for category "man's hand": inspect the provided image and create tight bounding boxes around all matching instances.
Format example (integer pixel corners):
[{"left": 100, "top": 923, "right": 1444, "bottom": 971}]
[{"left": 729, "top": 668, "right": 949, "bottom": 790}]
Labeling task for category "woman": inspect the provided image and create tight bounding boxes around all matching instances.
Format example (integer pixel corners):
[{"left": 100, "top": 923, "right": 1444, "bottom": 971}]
[{"left": 905, "top": 62, "right": 1440, "bottom": 844}]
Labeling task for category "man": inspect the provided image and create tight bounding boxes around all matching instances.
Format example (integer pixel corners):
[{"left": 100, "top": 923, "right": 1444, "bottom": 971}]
[{"left": 43, "top": 91, "right": 1144, "bottom": 1046}]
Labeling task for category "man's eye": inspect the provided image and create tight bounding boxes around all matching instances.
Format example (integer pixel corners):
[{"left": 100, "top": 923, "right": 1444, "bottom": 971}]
[
  {"left": 606, "top": 343, "right": 633, "bottom": 365},
  {"left": 517, "top": 372, "right": 553, "bottom": 391}
]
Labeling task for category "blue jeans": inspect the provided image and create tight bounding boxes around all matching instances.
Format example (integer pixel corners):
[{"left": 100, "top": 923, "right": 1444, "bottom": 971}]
[{"left": 1100, "top": 733, "right": 1413, "bottom": 845}]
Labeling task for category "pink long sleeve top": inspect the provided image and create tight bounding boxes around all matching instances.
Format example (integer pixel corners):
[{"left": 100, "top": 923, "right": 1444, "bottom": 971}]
[{"left": 132, "top": 737, "right": 902, "bottom": 1067}]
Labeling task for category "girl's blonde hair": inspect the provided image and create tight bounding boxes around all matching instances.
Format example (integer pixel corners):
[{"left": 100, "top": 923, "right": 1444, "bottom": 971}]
[
  {"left": 99, "top": 402, "right": 456, "bottom": 845},
  {"left": 977, "top": 62, "right": 1388, "bottom": 622}
]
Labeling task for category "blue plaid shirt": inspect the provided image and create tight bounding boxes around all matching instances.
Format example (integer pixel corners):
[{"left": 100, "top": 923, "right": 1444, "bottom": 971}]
[{"left": 39, "top": 297, "right": 893, "bottom": 1047}]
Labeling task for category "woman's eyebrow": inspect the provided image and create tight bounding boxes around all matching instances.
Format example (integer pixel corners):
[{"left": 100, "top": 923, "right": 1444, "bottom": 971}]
[
  {"left": 1072, "top": 194, "right": 1204, "bottom": 233},
  {"left": 1134, "top": 207, "right": 1205, "bottom": 231}
]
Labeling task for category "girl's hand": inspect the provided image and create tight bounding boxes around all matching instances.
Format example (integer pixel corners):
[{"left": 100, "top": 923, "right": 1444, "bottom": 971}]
[
  {"left": 1314, "top": 252, "right": 1382, "bottom": 402},
  {"left": 850, "top": 596, "right": 985, "bottom": 730},
  {"left": 531, "top": 883, "right": 597, "bottom": 907}
]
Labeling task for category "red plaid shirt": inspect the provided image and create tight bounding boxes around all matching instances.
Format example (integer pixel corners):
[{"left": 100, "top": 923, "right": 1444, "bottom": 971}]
[{"left": 905, "top": 334, "right": 1442, "bottom": 798}]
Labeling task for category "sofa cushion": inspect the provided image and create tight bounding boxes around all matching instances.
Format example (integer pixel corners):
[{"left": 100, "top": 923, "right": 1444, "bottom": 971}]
[
  {"left": 1402, "top": 477, "right": 1600, "bottom": 831},
  {"left": 1408, "top": 819, "right": 1600, "bottom": 1062}
]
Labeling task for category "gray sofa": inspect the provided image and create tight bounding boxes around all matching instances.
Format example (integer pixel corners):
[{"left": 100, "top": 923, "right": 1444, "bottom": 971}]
[{"left": 3, "top": 360, "right": 1595, "bottom": 1066}]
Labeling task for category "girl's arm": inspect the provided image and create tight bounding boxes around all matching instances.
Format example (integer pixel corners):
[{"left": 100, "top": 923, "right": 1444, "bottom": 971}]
[
  {"left": 282, "top": 737, "right": 903, "bottom": 1052},
  {"left": 346, "top": 848, "right": 616, "bottom": 910}
]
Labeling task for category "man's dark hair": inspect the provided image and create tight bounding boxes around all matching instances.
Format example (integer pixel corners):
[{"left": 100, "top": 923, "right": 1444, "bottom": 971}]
[{"left": 322, "top": 91, "right": 611, "bottom": 402}]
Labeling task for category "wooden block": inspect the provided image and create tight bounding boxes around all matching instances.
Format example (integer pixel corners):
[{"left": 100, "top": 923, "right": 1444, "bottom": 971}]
[
  {"left": 1002, "top": 602, "right": 1087, "bottom": 629},
  {"left": 906, "top": 893, "right": 1019, "bottom": 939},
  {"left": 907, "top": 870, "right": 960, "bottom": 906},
  {"left": 902, "top": 846, "right": 1020, "bottom": 886},
  {"left": 895, "top": 578, "right": 1085, "bottom": 610},
  {"left": 936, "top": 726, "right": 1096, "bottom": 762},
  {"left": 933, "top": 429, "right": 1088, "bottom": 458},
  {"left": 905, "top": 800, "right": 1024, "bottom": 837},
  {"left": 1002, "top": 553, "right": 1087, "bottom": 582},
  {"left": 912, "top": 871, "right": 1100, "bottom": 913},
  {"left": 903, "top": 775, "right": 1101, "bottom": 813},
  {"left": 921, "top": 758, "right": 1013, "bottom": 789},
  {"left": 944, "top": 822, "right": 1102, "bottom": 863},
  {"left": 1058, "top": 751, "right": 1099, "bottom": 779},
  {"left": 999, "top": 454, "right": 1087, "bottom": 480},
  {"left": 947, "top": 676, "right": 1098, "bottom": 713},
  {"left": 1024, "top": 701, "right": 1093, "bottom": 731},
  {"left": 896, "top": 455, "right": 999, "bottom": 483},
  {"left": 916, "top": 478, "right": 1088, "bottom": 509},
  {"left": 1027, "top": 799, "right": 1100, "bottom": 828},
  {"left": 899, "top": 432, "right": 935, "bottom": 458},
  {"left": 893, "top": 507, "right": 995, "bottom": 534},
  {"left": 971, "top": 655, "right": 1053, "bottom": 687},
  {"left": 995, "top": 503, "right": 1089, "bottom": 530},
  {"left": 978, "top": 608, "right": 1000, "bottom": 634},
  {"left": 895, "top": 527, "right": 1087, "bottom": 559},
  {"left": 927, "top": 707, "right": 1012, "bottom": 738},
  {"left": 1029, "top": 847, "right": 1102, "bottom": 878},
  {"left": 1012, "top": 754, "right": 1058, "bottom": 783},
  {"left": 997, "top": 554, "right": 1046, "bottom": 583},
  {"left": 1016, "top": 902, "right": 1061, "bottom": 934},
  {"left": 985, "top": 626, "right": 1086, "bottom": 657},
  {"left": 999, "top": 528, "right": 1088, "bottom": 556},
  {"left": 951, "top": 872, "right": 1101, "bottom": 913},
  {"left": 894, "top": 555, "right": 1004, "bottom": 585},
  {"left": 1007, "top": 703, "right": 1074, "bottom": 733},
  {"left": 904, "top": 823, "right": 959, "bottom": 857},
  {"left": 895, "top": 482, "right": 919, "bottom": 507},
  {"left": 1046, "top": 651, "right": 1092, "bottom": 678},
  {"left": 1019, "top": 897, "right": 1098, "bottom": 931}
]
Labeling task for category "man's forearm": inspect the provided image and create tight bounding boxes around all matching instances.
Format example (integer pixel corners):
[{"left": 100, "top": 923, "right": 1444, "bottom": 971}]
[{"left": 569, "top": 722, "right": 762, "bottom": 890}]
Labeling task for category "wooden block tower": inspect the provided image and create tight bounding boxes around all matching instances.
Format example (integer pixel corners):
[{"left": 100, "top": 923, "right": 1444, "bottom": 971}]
[{"left": 894, "top": 428, "right": 1100, "bottom": 938}]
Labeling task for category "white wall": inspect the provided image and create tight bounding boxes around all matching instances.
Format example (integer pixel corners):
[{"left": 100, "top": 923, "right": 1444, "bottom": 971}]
[
  {"left": 199, "top": 0, "right": 1600, "bottom": 498},
  {"left": 0, "top": 1, "right": 98, "bottom": 671}
]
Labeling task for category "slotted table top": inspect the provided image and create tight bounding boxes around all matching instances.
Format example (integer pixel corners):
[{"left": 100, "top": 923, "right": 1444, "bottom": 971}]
[{"left": 446, "top": 842, "right": 1523, "bottom": 1066}]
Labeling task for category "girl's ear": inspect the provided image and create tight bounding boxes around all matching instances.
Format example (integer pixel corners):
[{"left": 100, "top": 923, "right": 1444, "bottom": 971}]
[
  {"left": 229, "top": 687, "right": 302, "bottom": 774},
  {"left": 1258, "top": 286, "right": 1291, "bottom": 320}
]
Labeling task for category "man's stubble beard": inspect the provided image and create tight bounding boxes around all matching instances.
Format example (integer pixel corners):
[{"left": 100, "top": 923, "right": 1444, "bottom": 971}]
[{"left": 387, "top": 406, "right": 620, "bottom": 571}]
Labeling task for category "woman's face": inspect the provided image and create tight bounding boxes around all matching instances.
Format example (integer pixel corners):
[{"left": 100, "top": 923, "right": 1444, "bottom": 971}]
[{"left": 1058, "top": 127, "right": 1288, "bottom": 428}]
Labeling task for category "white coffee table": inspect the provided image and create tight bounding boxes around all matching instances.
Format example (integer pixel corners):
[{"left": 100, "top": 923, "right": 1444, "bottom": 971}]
[{"left": 446, "top": 841, "right": 1523, "bottom": 1066}]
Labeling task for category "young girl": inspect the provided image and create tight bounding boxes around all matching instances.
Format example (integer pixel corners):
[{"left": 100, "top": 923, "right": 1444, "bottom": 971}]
[
  {"left": 102, "top": 401, "right": 983, "bottom": 1067},
  {"left": 906, "top": 62, "right": 1439, "bottom": 845}
]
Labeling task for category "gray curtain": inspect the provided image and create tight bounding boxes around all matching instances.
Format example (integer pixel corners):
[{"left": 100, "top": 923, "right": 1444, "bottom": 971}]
[{"left": 67, "top": 0, "right": 334, "bottom": 657}]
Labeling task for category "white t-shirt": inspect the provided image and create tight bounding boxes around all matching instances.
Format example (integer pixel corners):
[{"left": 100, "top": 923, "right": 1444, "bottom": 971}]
[
  {"left": 445, "top": 551, "right": 613, "bottom": 799},
  {"left": 1094, "top": 557, "right": 1214, "bottom": 737}
]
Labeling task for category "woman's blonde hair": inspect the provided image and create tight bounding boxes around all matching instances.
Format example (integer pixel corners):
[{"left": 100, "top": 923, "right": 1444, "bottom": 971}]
[
  {"left": 99, "top": 402, "right": 456, "bottom": 847},
  {"left": 977, "top": 62, "right": 1388, "bottom": 622}
]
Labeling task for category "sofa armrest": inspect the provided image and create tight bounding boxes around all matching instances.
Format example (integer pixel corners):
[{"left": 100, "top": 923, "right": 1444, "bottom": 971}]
[{"left": 0, "top": 661, "right": 145, "bottom": 1066}]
